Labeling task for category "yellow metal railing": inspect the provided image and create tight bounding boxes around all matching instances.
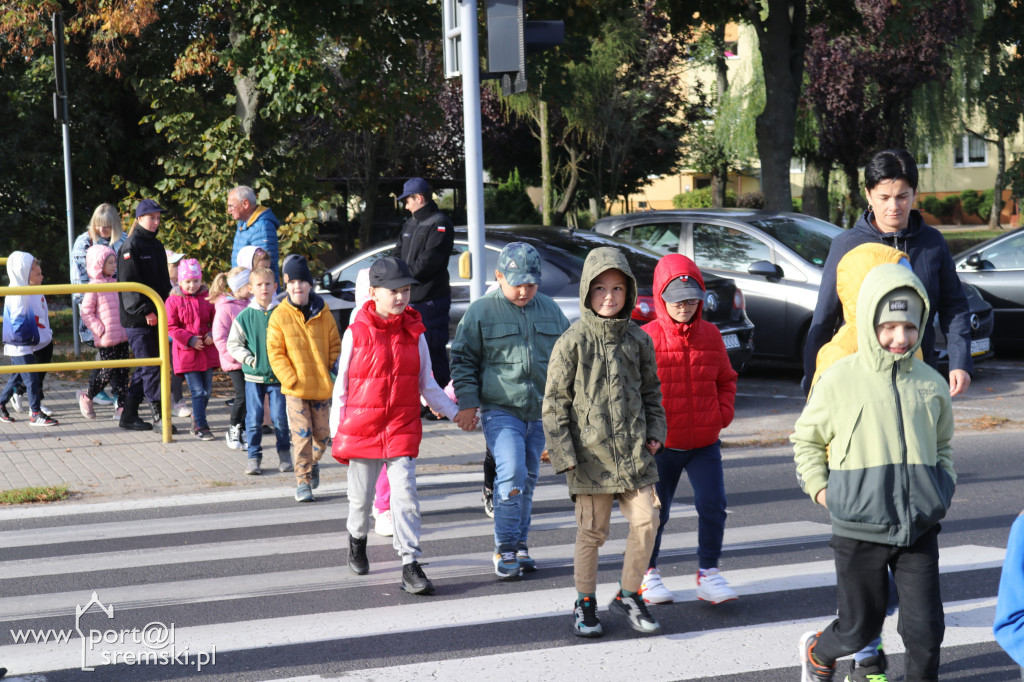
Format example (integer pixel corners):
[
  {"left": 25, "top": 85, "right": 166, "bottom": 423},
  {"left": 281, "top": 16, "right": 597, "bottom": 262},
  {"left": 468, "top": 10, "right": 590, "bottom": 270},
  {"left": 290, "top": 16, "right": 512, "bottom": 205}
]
[{"left": 0, "top": 282, "right": 173, "bottom": 442}]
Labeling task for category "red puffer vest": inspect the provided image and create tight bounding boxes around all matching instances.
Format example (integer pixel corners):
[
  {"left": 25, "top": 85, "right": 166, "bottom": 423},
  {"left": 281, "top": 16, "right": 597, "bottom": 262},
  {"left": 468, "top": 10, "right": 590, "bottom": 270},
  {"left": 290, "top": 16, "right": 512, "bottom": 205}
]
[
  {"left": 642, "top": 254, "right": 737, "bottom": 451},
  {"left": 332, "top": 304, "right": 425, "bottom": 464}
]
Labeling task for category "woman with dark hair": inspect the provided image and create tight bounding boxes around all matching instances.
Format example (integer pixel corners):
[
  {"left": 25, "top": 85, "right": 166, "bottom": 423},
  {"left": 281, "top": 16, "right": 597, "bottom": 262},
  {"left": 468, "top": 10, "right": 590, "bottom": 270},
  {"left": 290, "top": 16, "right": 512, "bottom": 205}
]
[{"left": 803, "top": 148, "right": 973, "bottom": 397}]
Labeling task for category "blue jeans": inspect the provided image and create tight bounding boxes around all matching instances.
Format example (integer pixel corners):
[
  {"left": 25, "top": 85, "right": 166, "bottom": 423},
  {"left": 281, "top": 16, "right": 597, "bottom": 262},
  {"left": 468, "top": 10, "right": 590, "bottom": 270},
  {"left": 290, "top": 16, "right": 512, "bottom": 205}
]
[
  {"left": 244, "top": 381, "right": 289, "bottom": 459},
  {"left": 481, "top": 409, "right": 543, "bottom": 550},
  {"left": 183, "top": 369, "right": 213, "bottom": 428},
  {"left": 649, "top": 441, "right": 727, "bottom": 570},
  {"left": 0, "top": 342, "right": 53, "bottom": 414}
]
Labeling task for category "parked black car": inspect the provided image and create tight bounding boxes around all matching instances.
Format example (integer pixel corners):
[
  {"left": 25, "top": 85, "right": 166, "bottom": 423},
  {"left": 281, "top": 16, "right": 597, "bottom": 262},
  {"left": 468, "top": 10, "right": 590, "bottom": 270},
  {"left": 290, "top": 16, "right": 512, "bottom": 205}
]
[
  {"left": 317, "top": 225, "right": 756, "bottom": 372},
  {"left": 593, "top": 209, "right": 994, "bottom": 365}
]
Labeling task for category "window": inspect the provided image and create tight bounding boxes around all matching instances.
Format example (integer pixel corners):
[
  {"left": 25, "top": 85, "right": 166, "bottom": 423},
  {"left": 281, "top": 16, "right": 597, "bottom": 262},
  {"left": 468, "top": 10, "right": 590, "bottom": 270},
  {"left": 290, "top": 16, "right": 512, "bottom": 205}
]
[
  {"left": 627, "top": 223, "right": 682, "bottom": 255},
  {"left": 954, "top": 134, "right": 988, "bottom": 167},
  {"left": 693, "top": 223, "right": 772, "bottom": 272},
  {"left": 789, "top": 157, "right": 806, "bottom": 174}
]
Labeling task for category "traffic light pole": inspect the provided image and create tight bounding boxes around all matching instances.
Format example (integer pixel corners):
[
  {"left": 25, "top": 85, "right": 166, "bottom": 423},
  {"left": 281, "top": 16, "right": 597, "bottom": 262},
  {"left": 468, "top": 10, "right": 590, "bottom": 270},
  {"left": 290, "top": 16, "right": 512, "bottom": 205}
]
[
  {"left": 53, "top": 12, "right": 80, "bottom": 357},
  {"left": 459, "top": 0, "right": 486, "bottom": 302}
]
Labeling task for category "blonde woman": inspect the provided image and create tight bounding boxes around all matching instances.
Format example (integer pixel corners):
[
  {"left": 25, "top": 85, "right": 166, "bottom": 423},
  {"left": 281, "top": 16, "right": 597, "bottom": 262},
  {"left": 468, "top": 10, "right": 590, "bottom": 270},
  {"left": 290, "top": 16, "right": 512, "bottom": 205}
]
[{"left": 72, "top": 204, "right": 127, "bottom": 342}]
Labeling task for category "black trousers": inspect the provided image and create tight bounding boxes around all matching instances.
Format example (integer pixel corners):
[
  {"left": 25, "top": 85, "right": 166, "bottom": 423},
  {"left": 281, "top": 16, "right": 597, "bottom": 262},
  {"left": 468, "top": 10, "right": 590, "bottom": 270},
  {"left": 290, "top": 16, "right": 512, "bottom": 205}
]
[
  {"left": 815, "top": 524, "right": 945, "bottom": 681},
  {"left": 125, "top": 326, "right": 161, "bottom": 404},
  {"left": 228, "top": 369, "right": 246, "bottom": 427},
  {"left": 411, "top": 296, "right": 451, "bottom": 388}
]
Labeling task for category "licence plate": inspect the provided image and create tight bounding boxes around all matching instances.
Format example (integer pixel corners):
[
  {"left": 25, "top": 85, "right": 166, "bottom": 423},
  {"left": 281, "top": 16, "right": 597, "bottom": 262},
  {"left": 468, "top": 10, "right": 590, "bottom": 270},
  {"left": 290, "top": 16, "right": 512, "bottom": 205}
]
[
  {"left": 722, "top": 334, "right": 740, "bottom": 350},
  {"left": 971, "top": 337, "right": 990, "bottom": 356}
]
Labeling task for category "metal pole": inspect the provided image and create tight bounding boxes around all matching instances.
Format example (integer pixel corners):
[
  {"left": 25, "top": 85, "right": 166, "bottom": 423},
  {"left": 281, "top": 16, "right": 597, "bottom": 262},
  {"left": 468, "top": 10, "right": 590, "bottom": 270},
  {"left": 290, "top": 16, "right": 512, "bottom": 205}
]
[
  {"left": 53, "top": 12, "right": 79, "bottom": 357},
  {"left": 460, "top": 0, "right": 486, "bottom": 301}
]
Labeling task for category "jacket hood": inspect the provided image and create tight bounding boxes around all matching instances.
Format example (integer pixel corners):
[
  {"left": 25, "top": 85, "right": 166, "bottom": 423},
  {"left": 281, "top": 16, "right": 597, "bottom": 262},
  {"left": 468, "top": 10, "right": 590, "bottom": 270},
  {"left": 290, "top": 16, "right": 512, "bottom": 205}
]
[
  {"left": 86, "top": 244, "right": 116, "bottom": 282},
  {"left": 5, "top": 251, "right": 35, "bottom": 287},
  {"left": 652, "top": 253, "right": 705, "bottom": 330},
  {"left": 836, "top": 243, "right": 910, "bottom": 331},
  {"left": 579, "top": 246, "right": 637, "bottom": 320},
  {"left": 856, "top": 263, "right": 930, "bottom": 370}
]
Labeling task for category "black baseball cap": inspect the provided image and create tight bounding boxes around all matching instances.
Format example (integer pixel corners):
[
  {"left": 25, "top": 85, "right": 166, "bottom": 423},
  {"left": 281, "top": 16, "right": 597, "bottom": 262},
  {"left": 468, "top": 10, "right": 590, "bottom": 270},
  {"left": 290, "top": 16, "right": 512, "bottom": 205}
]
[{"left": 369, "top": 257, "right": 419, "bottom": 290}]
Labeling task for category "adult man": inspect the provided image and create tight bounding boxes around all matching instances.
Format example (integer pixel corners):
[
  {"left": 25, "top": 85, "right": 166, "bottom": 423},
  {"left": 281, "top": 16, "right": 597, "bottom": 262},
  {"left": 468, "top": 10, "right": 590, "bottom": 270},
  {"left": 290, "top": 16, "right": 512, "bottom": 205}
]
[
  {"left": 117, "top": 199, "right": 173, "bottom": 432},
  {"left": 394, "top": 178, "right": 455, "bottom": 388},
  {"left": 228, "top": 185, "right": 281, "bottom": 285}
]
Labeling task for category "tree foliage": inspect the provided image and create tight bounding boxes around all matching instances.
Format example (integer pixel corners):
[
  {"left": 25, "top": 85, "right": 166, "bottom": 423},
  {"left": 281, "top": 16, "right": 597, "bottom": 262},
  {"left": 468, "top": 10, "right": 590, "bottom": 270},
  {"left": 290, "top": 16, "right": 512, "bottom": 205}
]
[{"left": 803, "top": 0, "right": 971, "bottom": 211}]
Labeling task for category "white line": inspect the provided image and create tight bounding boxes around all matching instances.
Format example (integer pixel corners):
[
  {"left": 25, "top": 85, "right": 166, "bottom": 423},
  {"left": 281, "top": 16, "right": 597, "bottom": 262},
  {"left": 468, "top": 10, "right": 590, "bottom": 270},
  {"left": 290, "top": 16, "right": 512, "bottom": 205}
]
[
  {"left": 0, "top": 471, "right": 485, "bottom": 521},
  {"left": 0, "top": 483, "right": 571, "bottom": 548},
  {"left": 0, "top": 521, "right": 825, "bottom": 621},
  {"left": 0, "top": 546, "right": 1003, "bottom": 675}
]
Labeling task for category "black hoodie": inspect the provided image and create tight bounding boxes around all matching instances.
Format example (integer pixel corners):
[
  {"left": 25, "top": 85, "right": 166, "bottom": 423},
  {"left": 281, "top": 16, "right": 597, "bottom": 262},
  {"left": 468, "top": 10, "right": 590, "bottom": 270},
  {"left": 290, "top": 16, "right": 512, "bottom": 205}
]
[{"left": 802, "top": 209, "right": 972, "bottom": 391}]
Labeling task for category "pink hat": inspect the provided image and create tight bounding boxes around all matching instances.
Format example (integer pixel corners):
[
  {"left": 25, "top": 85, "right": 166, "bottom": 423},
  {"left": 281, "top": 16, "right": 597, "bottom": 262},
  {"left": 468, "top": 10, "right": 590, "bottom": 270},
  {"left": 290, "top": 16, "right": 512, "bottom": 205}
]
[{"left": 177, "top": 258, "right": 202, "bottom": 282}]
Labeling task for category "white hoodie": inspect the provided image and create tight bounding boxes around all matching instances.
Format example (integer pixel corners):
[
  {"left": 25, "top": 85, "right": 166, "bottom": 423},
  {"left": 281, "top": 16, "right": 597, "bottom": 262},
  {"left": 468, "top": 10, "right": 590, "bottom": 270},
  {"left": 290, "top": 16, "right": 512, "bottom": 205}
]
[{"left": 3, "top": 251, "right": 52, "bottom": 357}]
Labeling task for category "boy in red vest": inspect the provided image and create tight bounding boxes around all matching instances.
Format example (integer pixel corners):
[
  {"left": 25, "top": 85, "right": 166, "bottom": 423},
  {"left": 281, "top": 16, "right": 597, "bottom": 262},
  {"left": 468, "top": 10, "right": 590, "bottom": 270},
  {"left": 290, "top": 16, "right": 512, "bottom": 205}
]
[
  {"left": 329, "top": 257, "right": 471, "bottom": 596},
  {"left": 639, "top": 254, "right": 738, "bottom": 606}
]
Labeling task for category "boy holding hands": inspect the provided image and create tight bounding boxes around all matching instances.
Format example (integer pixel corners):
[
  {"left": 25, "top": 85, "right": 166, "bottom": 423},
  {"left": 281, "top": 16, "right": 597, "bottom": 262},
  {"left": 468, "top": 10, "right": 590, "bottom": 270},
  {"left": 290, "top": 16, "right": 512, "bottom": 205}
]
[
  {"left": 330, "top": 257, "right": 469, "bottom": 596},
  {"left": 450, "top": 242, "right": 569, "bottom": 580},
  {"left": 543, "top": 246, "right": 666, "bottom": 638},
  {"left": 793, "top": 264, "right": 955, "bottom": 682},
  {"left": 267, "top": 256, "right": 340, "bottom": 503}
]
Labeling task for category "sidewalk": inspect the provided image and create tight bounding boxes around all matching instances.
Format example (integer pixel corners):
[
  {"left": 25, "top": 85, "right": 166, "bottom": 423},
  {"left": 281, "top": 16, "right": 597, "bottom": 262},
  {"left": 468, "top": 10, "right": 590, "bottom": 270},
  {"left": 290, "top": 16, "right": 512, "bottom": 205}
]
[{"left": 0, "top": 379, "right": 489, "bottom": 502}]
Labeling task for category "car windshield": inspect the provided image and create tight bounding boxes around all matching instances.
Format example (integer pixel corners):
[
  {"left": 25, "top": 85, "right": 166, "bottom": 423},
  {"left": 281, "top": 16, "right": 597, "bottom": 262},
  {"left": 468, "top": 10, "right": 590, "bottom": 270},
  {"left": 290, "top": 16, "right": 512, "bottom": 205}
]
[
  {"left": 539, "top": 231, "right": 658, "bottom": 289},
  {"left": 746, "top": 215, "right": 842, "bottom": 266}
]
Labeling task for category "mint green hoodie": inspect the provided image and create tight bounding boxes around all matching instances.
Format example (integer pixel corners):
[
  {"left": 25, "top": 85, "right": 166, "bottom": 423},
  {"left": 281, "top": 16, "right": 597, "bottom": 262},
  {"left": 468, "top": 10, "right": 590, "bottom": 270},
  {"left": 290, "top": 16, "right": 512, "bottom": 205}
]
[{"left": 792, "top": 263, "right": 955, "bottom": 547}]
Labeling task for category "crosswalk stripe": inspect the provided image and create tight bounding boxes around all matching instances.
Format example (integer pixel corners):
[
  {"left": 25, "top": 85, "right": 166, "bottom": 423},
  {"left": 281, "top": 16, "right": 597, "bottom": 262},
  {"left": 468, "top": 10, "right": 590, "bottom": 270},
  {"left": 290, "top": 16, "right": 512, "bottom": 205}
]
[
  {"left": 0, "top": 548, "right": 1002, "bottom": 674},
  {"left": 0, "top": 483, "right": 572, "bottom": 549},
  {"left": 0, "top": 471, "right": 484, "bottom": 521},
  {"left": 294, "top": 597, "right": 1001, "bottom": 682},
  {"left": 0, "top": 521, "right": 828, "bottom": 621}
]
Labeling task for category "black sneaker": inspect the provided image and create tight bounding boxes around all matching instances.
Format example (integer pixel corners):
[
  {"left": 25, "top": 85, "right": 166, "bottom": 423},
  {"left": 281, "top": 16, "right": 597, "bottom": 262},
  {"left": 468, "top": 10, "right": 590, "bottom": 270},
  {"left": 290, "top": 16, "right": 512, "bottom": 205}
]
[
  {"left": 348, "top": 535, "right": 369, "bottom": 575},
  {"left": 0, "top": 404, "right": 13, "bottom": 423},
  {"left": 800, "top": 631, "right": 836, "bottom": 682},
  {"left": 572, "top": 596, "right": 603, "bottom": 637},
  {"left": 609, "top": 590, "right": 661, "bottom": 634},
  {"left": 483, "top": 487, "right": 494, "bottom": 518},
  {"left": 846, "top": 652, "right": 888, "bottom": 682},
  {"left": 401, "top": 561, "right": 435, "bottom": 595},
  {"left": 29, "top": 412, "right": 59, "bottom": 427}
]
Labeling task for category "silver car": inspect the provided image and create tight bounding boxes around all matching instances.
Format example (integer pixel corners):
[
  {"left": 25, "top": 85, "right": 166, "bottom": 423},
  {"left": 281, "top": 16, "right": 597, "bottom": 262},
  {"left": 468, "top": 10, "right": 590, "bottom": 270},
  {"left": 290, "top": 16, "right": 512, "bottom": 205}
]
[{"left": 594, "top": 209, "right": 994, "bottom": 364}]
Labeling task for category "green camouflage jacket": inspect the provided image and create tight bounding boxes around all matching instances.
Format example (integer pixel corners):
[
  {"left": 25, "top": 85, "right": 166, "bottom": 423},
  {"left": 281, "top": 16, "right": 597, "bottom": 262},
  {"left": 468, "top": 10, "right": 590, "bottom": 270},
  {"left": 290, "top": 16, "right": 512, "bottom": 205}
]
[{"left": 543, "top": 246, "right": 666, "bottom": 496}]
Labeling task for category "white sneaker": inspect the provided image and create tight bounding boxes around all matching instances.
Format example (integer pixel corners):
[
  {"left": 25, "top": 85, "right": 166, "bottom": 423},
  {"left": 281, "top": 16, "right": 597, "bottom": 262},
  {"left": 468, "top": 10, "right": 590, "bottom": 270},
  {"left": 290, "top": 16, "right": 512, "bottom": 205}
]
[
  {"left": 640, "top": 567, "right": 675, "bottom": 604},
  {"left": 10, "top": 393, "right": 23, "bottom": 412},
  {"left": 225, "top": 424, "right": 242, "bottom": 450},
  {"left": 174, "top": 399, "right": 192, "bottom": 418},
  {"left": 696, "top": 567, "right": 738, "bottom": 604},
  {"left": 374, "top": 509, "right": 394, "bottom": 537}
]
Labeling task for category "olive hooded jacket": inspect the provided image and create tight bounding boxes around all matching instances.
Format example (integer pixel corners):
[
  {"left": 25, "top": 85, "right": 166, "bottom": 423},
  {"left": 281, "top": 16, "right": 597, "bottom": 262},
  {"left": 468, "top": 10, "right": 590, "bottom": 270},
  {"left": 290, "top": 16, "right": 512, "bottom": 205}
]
[
  {"left": 543, "top": 247, "right": 666, "bottom": 497},
  {"left": 792, "top": 264, "right": 956, "bottom": 547}
]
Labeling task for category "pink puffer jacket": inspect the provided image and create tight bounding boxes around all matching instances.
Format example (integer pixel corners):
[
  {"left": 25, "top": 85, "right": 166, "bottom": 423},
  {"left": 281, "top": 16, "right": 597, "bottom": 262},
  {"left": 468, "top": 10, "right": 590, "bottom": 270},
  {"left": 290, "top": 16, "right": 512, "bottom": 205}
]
[
  {"left": 213, "top": 296, "right": 248, "bottom": 371},
  {"left": 166, "top": 292, "right": 219, "bottom": 373},
  {"left": 80, "top": 245, "right": 127, "bottom": 348}
]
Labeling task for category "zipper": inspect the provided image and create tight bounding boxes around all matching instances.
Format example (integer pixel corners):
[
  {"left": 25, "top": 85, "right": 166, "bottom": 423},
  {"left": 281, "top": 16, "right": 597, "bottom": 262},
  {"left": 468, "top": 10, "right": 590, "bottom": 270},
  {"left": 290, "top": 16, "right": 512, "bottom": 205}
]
[{"left": 891, "top": 362, "right": 911, "bottom": 542}]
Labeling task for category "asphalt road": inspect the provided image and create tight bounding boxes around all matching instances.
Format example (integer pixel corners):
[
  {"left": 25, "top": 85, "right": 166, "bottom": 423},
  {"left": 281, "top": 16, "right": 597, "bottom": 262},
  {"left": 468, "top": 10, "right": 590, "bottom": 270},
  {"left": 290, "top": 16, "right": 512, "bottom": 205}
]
[{"left": 1, "top": 357, "right": 1022, "bottom": 680}]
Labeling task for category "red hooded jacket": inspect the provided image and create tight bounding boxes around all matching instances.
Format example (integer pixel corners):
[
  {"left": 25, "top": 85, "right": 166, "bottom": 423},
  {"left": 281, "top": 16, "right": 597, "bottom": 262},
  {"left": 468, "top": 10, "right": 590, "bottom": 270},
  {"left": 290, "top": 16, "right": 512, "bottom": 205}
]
[{"left": 642, "top": 254, "right": 737, "bottom": 450}]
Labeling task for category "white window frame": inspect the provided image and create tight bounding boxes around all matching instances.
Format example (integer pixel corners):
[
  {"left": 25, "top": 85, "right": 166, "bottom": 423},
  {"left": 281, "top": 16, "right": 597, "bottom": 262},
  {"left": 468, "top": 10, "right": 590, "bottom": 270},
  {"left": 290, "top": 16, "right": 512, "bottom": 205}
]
[
  {"left": 953, "top": 134, "right": 988, "bottom": 168},
  {"left": 789, "top": 157, "right": 806, "bottom": 174}
]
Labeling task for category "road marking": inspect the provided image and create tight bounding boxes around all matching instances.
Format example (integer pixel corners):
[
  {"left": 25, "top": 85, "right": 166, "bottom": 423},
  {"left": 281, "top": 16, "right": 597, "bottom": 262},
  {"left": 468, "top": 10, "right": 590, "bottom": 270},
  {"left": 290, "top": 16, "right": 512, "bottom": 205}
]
[
  {"left": 0, "top": 546, "right": 1002, "bottom": 674},
  {"left": 0, "top": 521, "right": 824, "bottom": 622}
]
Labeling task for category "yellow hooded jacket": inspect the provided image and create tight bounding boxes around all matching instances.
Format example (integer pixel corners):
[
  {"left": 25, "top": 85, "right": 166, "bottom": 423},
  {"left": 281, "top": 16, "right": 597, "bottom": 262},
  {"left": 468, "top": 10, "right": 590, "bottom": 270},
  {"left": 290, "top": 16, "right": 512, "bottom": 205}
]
[{"left": 810, "top": 243, "right": 921, "bottom": 389}]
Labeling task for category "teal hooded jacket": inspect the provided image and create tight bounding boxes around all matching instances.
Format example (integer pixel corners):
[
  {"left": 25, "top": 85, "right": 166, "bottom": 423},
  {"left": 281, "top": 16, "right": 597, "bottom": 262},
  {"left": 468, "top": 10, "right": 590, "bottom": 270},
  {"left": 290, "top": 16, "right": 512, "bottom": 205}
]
[{"left": 792, "top": 263, "right": 956, "bottom": 547}]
